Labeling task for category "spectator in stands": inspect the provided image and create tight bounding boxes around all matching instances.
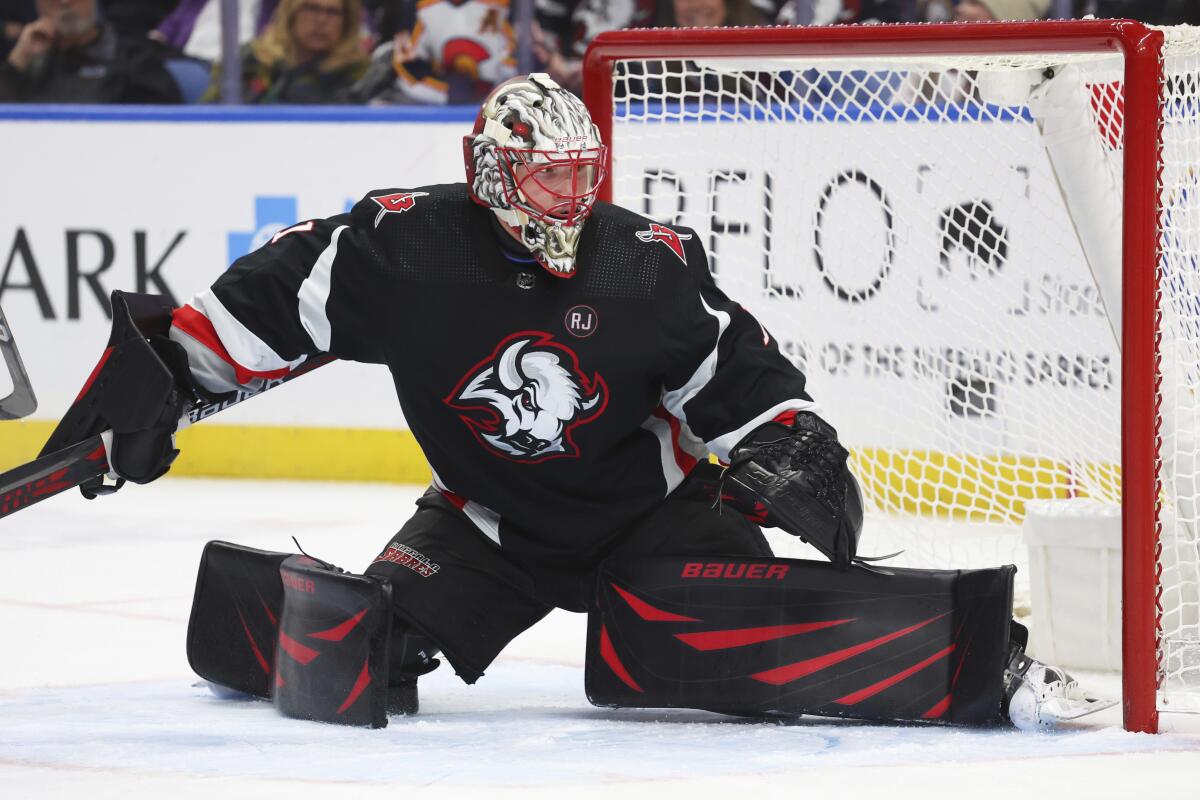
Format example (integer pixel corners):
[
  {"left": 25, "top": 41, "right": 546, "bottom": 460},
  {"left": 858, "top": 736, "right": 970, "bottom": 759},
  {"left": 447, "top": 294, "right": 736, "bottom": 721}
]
[
  {"left": 661, "top": 0, "right": 767, "bottom": 27},
  {"left": 348, "top": 0, "right": 516, "bottom": 106},
  {"left": 951, "top": 0, "right": 1050, "bottom": 20},
  {"left": 775, "top": 0, "right": 915, "bottom": 25},
  {"left": 897, "top": 0, "right": 1049, "bottom": 107},
  {"left": 1075, "top": 0, "right": 1200, "bottom": 24},
  {"left": 0, "top": 0, "right": 181, "bottom": 102},
  {"left": 916, "top": 0, "right": 1051, "bottom": 20},
  {"left": 613, "top": 0, "right": 776, "bottom": 101},
  {"left": 201, "top": 0, "right": 369, "bottom": 104},
  {"left": 1, "top": 1, "right": 35, "bottom": 61},
  {"left": 360, "top": 0, "right": 406, "bottom": 44},
  {"left": 155, "top": 0, "right": 276, "bottom": 63},
  {"left": 532, "top": 0, "right": 654, "bottom": 95},
  {"left": 101, "top": 0, "right": 180, "bottom": 37},
  {"left": 531, "top": 0, "right": 775, "bottom": 97}
]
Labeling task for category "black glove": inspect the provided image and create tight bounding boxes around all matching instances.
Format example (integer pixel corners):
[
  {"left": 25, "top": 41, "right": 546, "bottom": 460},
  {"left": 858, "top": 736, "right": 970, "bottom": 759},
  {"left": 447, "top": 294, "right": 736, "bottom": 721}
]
[
  {"left": 43, "top": 292, "right": 203, "bottom": 499},
  {"left": 104, "top": 334, "right": 197, "bottom": 486},
  {"left": 722, "top": 411, "right": 864, "bottom": 569}
]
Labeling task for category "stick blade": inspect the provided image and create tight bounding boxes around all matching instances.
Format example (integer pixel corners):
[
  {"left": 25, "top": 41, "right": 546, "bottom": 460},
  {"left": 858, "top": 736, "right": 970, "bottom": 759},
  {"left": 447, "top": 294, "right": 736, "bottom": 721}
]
[{"left": 0, "top": 306, "right": 37, "bottom": 420}]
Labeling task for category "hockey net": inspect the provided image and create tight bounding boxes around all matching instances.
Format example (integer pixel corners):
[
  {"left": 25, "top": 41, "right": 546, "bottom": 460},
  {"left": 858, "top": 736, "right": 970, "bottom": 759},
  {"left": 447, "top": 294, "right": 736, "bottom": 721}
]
[{"left": 585, "top": 21, "right": 1200, "bottom": 731}]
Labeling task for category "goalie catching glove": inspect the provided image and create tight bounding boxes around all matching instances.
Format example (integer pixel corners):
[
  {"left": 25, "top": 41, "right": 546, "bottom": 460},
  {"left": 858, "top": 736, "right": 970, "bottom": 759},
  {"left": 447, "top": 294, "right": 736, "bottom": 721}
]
[{"left": 722, "top": 411, "right": 864, "bottom": 569}]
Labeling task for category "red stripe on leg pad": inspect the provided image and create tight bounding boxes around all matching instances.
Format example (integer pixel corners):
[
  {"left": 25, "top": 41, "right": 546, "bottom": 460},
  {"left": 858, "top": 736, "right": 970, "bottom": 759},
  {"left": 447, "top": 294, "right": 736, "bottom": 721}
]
[
  {"left": 611, "top": 583, "right": 701, "bottom": 622},
  {"left": 600, "top": 624, "right": 643, "bottom": 693},
  {"left": 835, "top": 644, "right": 955, "bottom": 705},
  {"left": 236, "top": 609, "right": 271, "bottom": 675},
  {"left": 675, "top": 619, "right": 855, "bottom": 651},
  {"left": 751, "top": 613, "right": 949, "bottom": 685},
  {"left": 923, "top": 694, "right": 952, "bottom": 719},
  {"left": 278, "top": 631, "right": 320, "bottom": 665},
  {"left": 308, "top": 608, "right": 368, "bottom": 642},
  {"left": 336, "top": 659, "right": 373, "bottom": 714}
]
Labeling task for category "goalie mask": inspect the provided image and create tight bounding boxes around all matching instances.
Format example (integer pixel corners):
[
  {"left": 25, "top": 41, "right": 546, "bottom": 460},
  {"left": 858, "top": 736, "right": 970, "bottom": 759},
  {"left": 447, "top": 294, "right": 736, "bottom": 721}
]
[{"left": 464, "top": 73, "right": 607, "bottom": 277}]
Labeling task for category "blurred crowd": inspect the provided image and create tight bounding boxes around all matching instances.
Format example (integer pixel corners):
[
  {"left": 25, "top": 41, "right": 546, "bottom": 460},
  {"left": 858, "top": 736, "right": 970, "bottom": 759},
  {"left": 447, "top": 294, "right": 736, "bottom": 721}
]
[{"left": 0, "top": 0, "right": 1197, "bottom": 105}]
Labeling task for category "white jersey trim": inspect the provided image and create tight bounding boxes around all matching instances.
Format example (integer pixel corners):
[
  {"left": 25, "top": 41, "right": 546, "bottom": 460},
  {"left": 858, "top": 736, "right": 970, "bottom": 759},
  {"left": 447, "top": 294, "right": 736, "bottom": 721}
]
[
  {"left": 298, "top": 224, "right": 346, "bottom": 352},
  {"left": 678, "top": 417, "right": 710, "bottom": 463},
  {"left": 640, "top": 413, "right": 686, "bottom": 496},
  {"left": 169, "top": 326, "right": 245, "bottom": 394},
  {"left": 662, "top": 295, "right": 731, "bottom": 422},
  {"left": 706, "top": 398, "right": 822, "bottom": 463},
  {"left": 462, "top": 501, "right": 502, "bottom": 547},
  {"left": 431, "top": 469, "right": 502, "bottom": 547},
  {"left": 190, "top": 289, "right": 301, "bottom": 374}
]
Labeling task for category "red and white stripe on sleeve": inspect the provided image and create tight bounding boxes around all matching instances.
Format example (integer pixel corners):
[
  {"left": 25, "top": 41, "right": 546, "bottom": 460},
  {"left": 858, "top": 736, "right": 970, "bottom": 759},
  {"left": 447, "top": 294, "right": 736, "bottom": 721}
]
[
  {"left": 170, "top": 289, "right": 307, "bottom": 395},
  {"left": 641, "top": 404, "right": 709, "bottom": 496}
]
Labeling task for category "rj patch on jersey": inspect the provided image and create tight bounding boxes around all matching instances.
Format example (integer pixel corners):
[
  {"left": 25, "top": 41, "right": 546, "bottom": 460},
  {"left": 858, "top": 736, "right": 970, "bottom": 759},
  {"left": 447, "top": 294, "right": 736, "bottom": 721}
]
[
  {"left": 445, "top": 331, "right": 608, "bottom": 463},
  {"left": 636, "top": 223, "right": 692, "bottom": 264}
]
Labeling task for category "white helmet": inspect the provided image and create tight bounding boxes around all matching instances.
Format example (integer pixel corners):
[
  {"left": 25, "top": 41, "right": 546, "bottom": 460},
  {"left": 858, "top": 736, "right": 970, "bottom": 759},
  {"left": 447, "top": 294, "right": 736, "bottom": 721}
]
[{"left": 464, "top": 73, "right": 607, "bottom": 277}]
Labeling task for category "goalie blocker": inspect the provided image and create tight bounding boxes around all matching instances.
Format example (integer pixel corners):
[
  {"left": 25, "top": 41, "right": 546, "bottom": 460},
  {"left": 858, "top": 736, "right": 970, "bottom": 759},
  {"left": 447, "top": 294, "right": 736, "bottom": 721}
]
[{"left": 586, "top": 556, "right": 1016, "bottom": 725}]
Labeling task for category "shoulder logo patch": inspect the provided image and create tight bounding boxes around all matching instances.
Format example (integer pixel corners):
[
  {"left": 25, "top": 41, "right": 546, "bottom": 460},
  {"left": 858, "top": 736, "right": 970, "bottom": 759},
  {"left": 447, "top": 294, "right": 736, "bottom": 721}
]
[
  {"left": 371, "top": 191, "right": 430, "bottom": 227},
  {"left": 636, "top": 223, "right": 692, "bottom": 264}
]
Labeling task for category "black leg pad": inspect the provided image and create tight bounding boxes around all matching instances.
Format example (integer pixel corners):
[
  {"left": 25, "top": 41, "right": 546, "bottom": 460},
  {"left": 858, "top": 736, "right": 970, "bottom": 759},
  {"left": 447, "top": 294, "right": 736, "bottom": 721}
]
[
  {"left": 272, "top": 555, "right": 394, "bottom": 728},
  {"left": 586, "top": 556, "right": 1015, "bottom": 726},
  {"left": 186, "top": 541, "right": 289, "bottom": 699}
]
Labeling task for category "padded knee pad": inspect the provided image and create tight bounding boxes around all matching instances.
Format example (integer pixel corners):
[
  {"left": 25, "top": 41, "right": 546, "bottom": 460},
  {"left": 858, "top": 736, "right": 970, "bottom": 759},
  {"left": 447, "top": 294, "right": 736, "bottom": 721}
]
[{"left": 586, "top": 555, "right": 1015, "bottom": 725}]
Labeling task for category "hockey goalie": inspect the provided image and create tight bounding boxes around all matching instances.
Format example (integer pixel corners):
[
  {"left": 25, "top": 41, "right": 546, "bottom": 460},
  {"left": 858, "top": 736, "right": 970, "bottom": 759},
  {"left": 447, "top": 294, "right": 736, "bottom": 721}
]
[{"left": 72, "top": 74, "right": 1110, "bottom": 731}]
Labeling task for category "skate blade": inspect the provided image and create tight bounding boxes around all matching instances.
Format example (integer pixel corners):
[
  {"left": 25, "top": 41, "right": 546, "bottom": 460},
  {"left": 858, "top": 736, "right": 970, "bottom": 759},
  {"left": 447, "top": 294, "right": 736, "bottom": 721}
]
[{"left": 1041, "top": 693, "right": 1119, "bottom": 722}]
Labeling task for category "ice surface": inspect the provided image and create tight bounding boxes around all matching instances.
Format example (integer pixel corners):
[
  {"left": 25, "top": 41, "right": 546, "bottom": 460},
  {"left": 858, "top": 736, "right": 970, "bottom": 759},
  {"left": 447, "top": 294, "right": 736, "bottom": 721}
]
[{"left": 1, "top": 478, "right": 1198, "bottom": 799}]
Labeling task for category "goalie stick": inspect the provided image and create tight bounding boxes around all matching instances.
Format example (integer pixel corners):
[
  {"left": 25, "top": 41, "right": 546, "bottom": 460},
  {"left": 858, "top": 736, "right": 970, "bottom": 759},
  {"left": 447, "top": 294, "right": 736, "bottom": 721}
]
[
  {"left": 0, "top": 303, "right": 37, "bottom": 420},
  {"left": 0, "top": 352, "right": 335, "bottom": 521}
]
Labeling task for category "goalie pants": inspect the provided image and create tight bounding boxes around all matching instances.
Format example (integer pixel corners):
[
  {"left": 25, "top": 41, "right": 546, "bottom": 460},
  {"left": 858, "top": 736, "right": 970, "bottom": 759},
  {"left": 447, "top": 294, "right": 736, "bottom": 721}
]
[{"left": 363, "top": 464, "right": 770, "bottom": 684}]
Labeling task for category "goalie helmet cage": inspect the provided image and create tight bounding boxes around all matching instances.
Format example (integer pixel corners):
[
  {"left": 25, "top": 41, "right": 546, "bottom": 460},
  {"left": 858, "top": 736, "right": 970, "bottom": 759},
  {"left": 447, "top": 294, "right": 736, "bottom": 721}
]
[{"left": 582, "top": 20, "right": 1200, "bottom": 734}]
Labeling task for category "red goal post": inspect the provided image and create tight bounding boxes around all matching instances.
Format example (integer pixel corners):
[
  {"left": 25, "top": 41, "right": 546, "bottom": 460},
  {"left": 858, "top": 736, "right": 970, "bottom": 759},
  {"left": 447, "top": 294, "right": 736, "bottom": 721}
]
[{"left": 582, "top": 20, "right": 1194, "bottom": 734}]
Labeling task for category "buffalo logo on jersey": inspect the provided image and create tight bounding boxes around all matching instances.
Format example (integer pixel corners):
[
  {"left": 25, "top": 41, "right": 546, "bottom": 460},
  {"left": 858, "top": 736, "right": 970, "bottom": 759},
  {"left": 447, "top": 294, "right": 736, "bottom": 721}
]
[
  {"left": 445, "top": 332, "right": 608, "bottom": 462},
  {"left": 370, "top": 191, "right": 430, "bottom": 227},
  {"left": 636, "top": 223, "right": 693, "bottom": 264}
]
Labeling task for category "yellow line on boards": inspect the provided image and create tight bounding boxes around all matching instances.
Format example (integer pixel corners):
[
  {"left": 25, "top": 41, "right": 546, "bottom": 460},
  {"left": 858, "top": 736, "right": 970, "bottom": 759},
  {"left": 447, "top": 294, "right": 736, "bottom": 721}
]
[
  {"left": 0, "top": 422, "right": 433, "bottom": 484},
  {"left": 0, "top": 423, "right": 1121, "bottom": 520}
]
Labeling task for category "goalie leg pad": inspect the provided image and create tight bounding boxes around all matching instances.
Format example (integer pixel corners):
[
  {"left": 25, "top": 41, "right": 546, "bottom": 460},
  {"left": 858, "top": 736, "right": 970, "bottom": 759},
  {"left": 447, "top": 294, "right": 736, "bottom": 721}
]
[
  {"left": 272, "top": 555, "right": 394, "bottom": 728},
  {"left": 186, "top": 540, "right": 290, "bottom": 699},
  {"left": 585, "top": 556, "right": 1015, "bottom": 726}
]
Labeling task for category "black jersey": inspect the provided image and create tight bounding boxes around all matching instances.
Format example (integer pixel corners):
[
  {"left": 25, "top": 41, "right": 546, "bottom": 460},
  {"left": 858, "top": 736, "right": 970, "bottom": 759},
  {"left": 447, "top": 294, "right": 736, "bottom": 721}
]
[{"left": 170, "top": 184, "right": 815, "bottom": 562}]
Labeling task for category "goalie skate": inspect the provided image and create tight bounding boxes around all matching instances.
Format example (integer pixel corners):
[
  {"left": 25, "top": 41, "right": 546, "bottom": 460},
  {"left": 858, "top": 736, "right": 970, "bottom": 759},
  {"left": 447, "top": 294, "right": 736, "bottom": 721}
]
[{"left": 1004, "top": 649, "right": 1118, "bottom": 731}]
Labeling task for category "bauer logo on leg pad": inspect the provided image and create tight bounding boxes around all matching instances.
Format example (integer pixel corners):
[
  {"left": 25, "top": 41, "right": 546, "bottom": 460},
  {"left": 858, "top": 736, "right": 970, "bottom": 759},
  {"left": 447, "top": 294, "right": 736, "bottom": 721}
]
[
  {"left": 282, "top": 571, "right": 315, "bottom": 593},
  {"left": 681, "top": 562, "right": 790, "bottom": 580}
]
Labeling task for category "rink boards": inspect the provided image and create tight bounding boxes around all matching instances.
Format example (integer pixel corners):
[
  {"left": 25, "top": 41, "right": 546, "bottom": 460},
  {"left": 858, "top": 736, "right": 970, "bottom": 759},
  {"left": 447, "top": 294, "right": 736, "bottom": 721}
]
[{"left": 0, "top": 104, "right": 1117, "bottom": 497}]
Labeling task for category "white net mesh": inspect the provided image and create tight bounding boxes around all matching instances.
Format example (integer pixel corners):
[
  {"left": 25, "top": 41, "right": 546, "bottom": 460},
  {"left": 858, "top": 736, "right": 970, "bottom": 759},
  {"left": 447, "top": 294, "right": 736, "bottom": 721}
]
[
  {"left": 1158, "top": 40, "right": 1200, "bottom": 707},
  {"left": 602, "top": 28, "right": 1200, "bottom": 711}
]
